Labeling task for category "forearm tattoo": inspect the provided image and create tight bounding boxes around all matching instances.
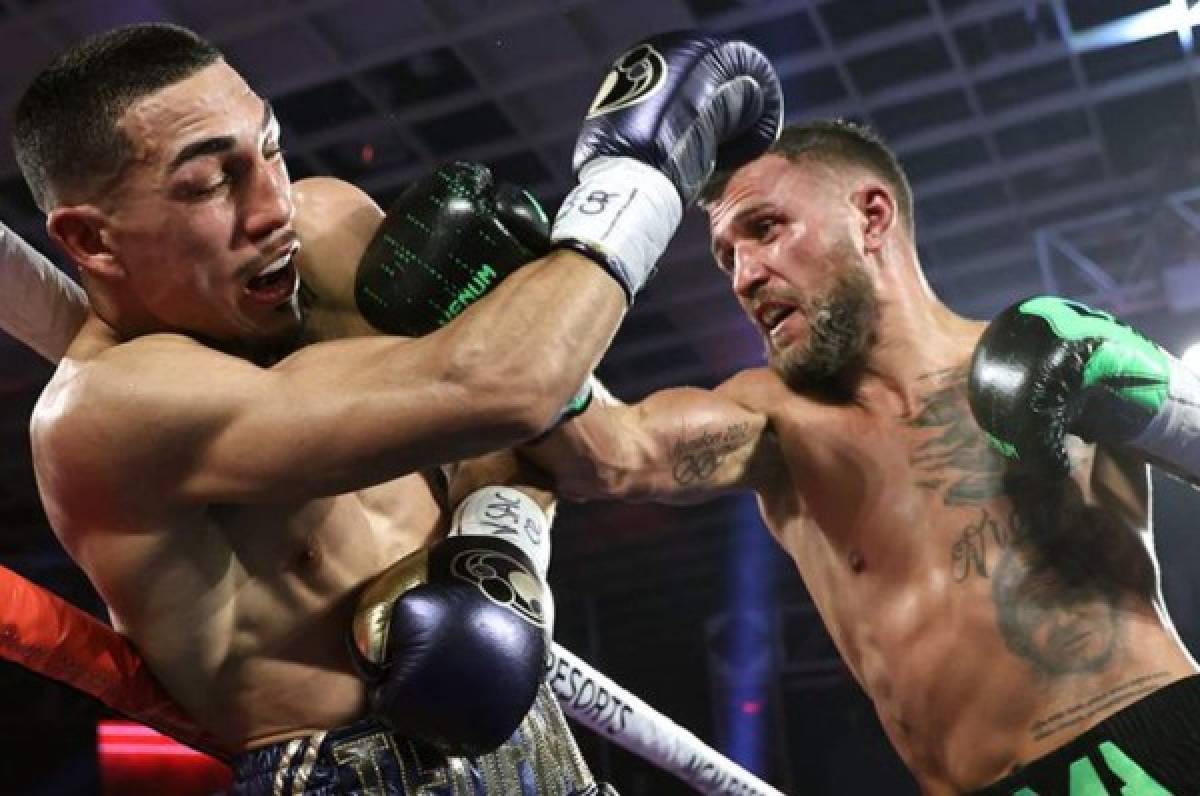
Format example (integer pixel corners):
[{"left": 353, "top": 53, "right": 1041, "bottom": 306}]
[{"left": 670, "top": 422, "right": 752, "bottom": 486}]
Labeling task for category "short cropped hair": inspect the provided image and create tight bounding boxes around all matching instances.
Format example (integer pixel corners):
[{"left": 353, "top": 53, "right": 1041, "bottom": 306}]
[
  {"left": 12, "top": 23, "right": 222, "bottom": 212},
  {"left": 702, "top": 120, "right": 916, "bottom": 237}
]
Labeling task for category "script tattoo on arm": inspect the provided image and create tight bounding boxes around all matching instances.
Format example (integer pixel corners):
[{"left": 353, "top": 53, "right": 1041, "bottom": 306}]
[{"left": 670, "top": 422, "right": 753, "bottom": 487}]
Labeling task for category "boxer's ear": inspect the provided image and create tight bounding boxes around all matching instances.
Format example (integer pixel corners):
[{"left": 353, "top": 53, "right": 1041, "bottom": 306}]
[
  {"left": 46, "top": 204, "right": 124, "bottom": 280},
  {"left": 855, "top": 182, "right": 895, "bottom": 255}
]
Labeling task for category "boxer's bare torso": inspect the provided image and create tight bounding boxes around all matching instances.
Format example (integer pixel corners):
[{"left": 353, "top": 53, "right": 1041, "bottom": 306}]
[
  {"left": 32, "top": 179, "right": 457, "bottom": 749},
  {"left": 543, "top": 322, "right": 1197, "bottom": 792},
  {"left": 43, "top": 420, "right": 444, "bottom": 747},
  {"left": 535, "top": 144, "right": 1200, "bottom": 792},
  {"left": 742, "top": 364, "right": 1193, "bottom": 792}
]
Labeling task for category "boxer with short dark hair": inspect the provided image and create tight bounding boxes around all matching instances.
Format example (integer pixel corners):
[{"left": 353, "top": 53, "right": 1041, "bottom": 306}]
[
  {"left": 529, "top": 120, "right": 1200, "bottom": 794},
  {"left": 13, "top": 21, "right": 781, "bottom": 794}
]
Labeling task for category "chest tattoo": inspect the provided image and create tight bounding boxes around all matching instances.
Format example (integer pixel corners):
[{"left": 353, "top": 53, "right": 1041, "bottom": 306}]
[
  {"left": 904, "top": 366, "right": 1152, "bottom": 678},
  {"left": 907, "top": 366, "right": 1007, "bottom": 505},
  {"left": 950, "top": 506, "right": 1022, "bottom": 582}
]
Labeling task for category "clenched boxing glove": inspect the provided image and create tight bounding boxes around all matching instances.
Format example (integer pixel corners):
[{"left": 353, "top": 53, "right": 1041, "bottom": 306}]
[
  {"left": 349, "top": 530, "right": 551, "bottom": 757},
  {"left": 552, "top": 31, "right": 783, "bottom": 302},
  {"left": 968, "top": 295, "right": 1200, "bottom": 485},
  {"left": 354, "top": 161, "right": 552, "bottom": 337}
]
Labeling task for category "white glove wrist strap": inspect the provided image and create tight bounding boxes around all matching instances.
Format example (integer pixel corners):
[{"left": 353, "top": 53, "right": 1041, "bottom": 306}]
[
  {"left": 1128, "top": 356, "right": 1200, "bottom": 484},
  {"left": 551, "top": 156, "right": 682, "bottom": 300},
  {"left": 450, "top": 486, "right": 551, "bottom": 577}
]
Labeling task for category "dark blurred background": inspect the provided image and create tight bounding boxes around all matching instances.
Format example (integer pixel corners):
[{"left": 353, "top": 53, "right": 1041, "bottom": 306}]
[{"left": 5, "top": 0, "right": 1200, "bottom": 793}]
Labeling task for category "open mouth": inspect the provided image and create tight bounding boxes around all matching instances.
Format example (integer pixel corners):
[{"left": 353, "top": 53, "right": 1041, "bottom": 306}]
[
  {"left": 758, "top": 304, "right": 794, "bottom": 334},
  {"left": 245, "top": 249, "right": 299, "bottom": 307}
]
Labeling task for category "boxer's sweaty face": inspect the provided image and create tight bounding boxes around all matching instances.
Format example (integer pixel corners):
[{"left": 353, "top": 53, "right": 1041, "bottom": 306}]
[
  {"left": 707, "top": 155, "right": 878, "bottom": 392},
  {"left": 103, "top": 60, "right": 299, "bottom": 352}
]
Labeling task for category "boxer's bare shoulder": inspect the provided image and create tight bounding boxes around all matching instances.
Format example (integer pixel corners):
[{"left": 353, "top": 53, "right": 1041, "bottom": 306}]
[{"left": 290, "top": 177, "right": 383, "bottom": 341}]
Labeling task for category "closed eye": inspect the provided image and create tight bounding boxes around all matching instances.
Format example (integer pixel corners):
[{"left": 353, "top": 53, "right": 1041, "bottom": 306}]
[{"left": 174, "top": 169, "right": 230, "bottom": 200}]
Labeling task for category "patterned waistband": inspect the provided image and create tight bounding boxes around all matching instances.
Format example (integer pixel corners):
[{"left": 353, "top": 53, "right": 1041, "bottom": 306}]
[{"left": 230, "top": 685, "right": 599, "bottom": 796}]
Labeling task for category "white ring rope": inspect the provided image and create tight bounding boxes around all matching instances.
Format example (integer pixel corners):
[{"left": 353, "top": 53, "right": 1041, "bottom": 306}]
[
  {"left": 0, "top": 221, "right": 86, "bottom": 363},
  {"left": 548, "top": 643, "right": 784, "bottom": 796}
]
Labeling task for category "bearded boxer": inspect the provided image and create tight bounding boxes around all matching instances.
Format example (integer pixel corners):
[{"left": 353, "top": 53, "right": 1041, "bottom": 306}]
[
  {"left": 528, "top": 121, "right": 1200, "bottom": 794},
  {"left": 12, "top": 21, "right": 781, "bottom": 794}
]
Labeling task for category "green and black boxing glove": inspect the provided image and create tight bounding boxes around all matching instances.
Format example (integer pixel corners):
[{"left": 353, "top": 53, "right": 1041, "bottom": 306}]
[
  {"left": 355, "top": 161, "right": 592, "bottom": 424},
  {"left": 968, "top": 296, "right": 1200, "bottom": 483},
  {"left": 355, "top": 161, "right": 552, "bottom": 337}
]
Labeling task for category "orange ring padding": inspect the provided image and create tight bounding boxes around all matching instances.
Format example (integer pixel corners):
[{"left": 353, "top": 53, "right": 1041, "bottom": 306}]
[{"left": 0, "top": 564, "right": 231, "bottom": 761}]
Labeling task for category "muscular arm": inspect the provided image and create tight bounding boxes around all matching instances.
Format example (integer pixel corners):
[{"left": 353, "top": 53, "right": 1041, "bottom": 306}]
[
  {"left": 525, "top": 374, "right": 777, "bottom": 505},
  {"left": 35, "top": 186, "right": 625, "bottom": 512},
  {"left": 290, "top": 177, "right": 386, "bottom": 342}
]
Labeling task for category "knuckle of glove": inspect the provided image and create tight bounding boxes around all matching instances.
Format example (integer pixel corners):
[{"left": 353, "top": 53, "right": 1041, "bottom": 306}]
[
  {"left": 493, "top": 181, "right": 553, "bottom": 257},
  {"left": 969, "top": 301, "right": 1074, "bottom": 477},
  {"left": 354, "top": 161, "right": 547, "bottom": 337},
  {"left": 351, "top": 535, "right": 548, "bottom": 757},
  {"left": 574, "top": 30, "right": 782, "bottom": 205},
  {"left": 710, "top": 39, "right": 785, "bottom": 173}
]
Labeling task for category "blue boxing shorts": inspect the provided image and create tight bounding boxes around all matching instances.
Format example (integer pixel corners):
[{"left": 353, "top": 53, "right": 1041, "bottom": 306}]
[
  {"left": 971, "top": 674, "right": 1200, "bottom": 795},
  {"left": 229, "top": 684, "right": 613, "bottom": 795}
]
